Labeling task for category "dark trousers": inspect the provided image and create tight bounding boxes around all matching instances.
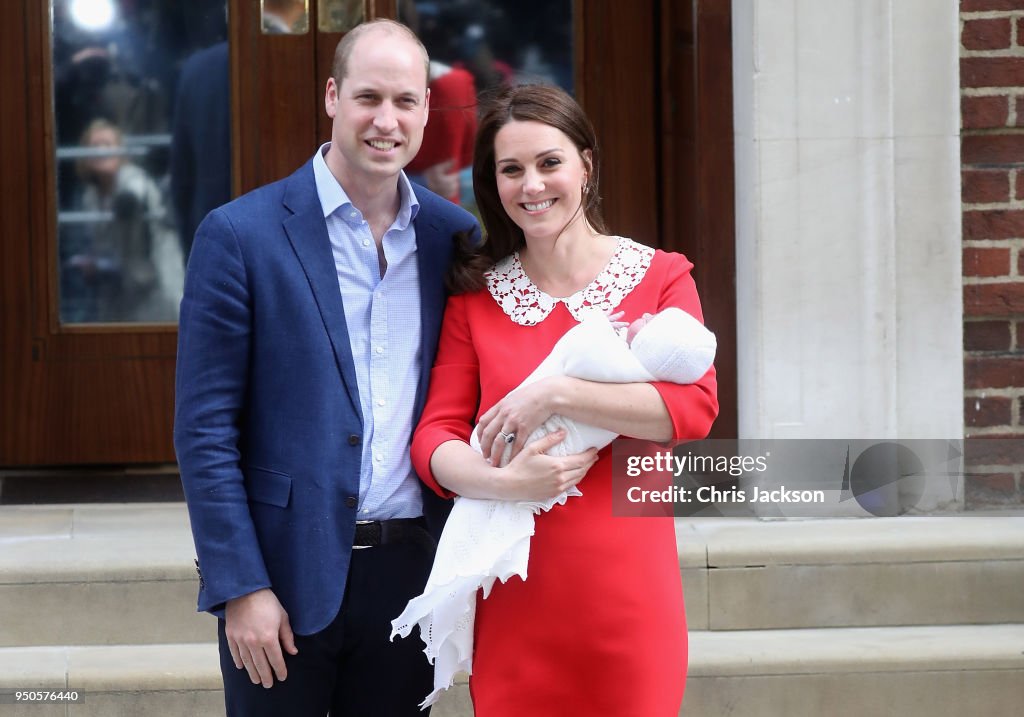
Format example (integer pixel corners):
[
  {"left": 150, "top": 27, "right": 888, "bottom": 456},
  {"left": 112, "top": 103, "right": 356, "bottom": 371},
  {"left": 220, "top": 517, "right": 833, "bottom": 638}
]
[{"left": 218, "top": 541, "right": 435, "bottom": 716}]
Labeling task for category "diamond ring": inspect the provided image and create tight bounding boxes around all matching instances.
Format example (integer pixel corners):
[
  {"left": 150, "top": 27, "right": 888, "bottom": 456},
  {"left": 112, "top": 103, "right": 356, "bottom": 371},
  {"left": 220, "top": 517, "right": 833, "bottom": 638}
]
[{"left": 499, "top": 430, "right": 516, "bottom": 444}]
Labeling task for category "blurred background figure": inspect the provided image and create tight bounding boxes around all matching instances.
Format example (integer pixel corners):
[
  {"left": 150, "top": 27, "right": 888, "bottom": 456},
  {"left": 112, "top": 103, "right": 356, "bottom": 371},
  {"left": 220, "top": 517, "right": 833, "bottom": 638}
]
[
  {"left": 399, "top": 0, "right": 573, "bottom": 214},
  {"left": 401, "top": 2, "right": 478, "bottom": 205},
  {"left": 170, "top": 40, "right": 230, "bottom": 262},
  {"left": 66, "top": 119, "right": 183, "bottom": 323},
  {"left": 261, "top": 0, "right": 307, "bottom": 34}
]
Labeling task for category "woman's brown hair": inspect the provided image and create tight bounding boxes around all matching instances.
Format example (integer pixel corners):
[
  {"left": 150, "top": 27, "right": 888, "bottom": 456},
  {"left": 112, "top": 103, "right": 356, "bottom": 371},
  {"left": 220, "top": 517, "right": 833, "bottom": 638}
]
[{"left": 447, "top": 84, "right": 607, "bottom": 294}]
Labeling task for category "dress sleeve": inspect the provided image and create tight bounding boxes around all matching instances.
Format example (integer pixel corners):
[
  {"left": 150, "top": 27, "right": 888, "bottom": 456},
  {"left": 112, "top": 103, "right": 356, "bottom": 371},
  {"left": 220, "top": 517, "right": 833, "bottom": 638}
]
[
  {"left": 412, "top": 293, "right": 481, "bottom": 497},
  {"left": 647, "top": 253, "right": 720, "bottom": 440}
]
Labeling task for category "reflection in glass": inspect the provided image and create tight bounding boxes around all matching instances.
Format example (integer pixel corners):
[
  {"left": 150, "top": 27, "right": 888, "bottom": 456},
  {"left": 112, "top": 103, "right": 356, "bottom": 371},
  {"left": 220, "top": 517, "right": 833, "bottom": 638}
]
[
  {"left": 318, "top": 0, "right": 363, "bottom": 34},
  {"left": 53, "top": 0, "right": 230, "bottom": 324},
  {"left": 397, "top": 0, "right": 574, "bottom": 215},
  {"left": 261, "top": 0, "right": 309, "bottom": 34}
]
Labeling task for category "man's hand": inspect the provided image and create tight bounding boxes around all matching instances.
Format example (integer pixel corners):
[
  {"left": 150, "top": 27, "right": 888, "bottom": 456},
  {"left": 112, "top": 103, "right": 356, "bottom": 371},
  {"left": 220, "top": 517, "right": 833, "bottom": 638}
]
[{"left": 225, "top": 588, "right": 298, "bottom": 688}]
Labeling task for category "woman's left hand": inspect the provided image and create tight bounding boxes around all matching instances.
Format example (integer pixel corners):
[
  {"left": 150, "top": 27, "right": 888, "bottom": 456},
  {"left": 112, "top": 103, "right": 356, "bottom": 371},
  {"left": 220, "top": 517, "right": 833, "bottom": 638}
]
[{"left": 477, "top": 376, "right": 566, "bottom": 464}]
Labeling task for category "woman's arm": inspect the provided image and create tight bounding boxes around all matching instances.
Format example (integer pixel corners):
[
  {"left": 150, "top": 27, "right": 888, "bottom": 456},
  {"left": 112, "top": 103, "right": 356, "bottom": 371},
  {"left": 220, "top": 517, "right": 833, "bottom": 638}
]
[{"left": 428, "top": 431, "right": 598, "bottom": 501}]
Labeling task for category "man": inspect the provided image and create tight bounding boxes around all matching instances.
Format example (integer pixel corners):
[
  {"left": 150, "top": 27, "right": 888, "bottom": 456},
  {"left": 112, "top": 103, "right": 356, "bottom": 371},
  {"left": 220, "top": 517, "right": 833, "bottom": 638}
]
[{"left": 174, "top": 20, "right": 479, "bottom": 715}]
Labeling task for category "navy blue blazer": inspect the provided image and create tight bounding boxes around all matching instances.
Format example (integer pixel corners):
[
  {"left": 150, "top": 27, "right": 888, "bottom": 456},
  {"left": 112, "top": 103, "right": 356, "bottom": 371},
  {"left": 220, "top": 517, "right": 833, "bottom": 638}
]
[{"left": 174, "top": 159, "right": 479, "bottom": 635}]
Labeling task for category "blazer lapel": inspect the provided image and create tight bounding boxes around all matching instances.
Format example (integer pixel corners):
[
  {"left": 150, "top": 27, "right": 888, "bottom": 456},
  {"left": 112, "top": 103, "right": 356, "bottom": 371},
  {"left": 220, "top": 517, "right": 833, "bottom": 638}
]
[{"left": 282, "top": 163, "right": 362, "bottom": 423}]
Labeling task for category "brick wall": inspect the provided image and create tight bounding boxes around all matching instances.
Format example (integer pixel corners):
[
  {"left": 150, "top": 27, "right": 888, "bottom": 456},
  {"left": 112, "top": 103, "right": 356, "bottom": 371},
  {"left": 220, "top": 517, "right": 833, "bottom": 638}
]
[{"left": 961, "top": 0, "right": 1024, "bottom": 505}]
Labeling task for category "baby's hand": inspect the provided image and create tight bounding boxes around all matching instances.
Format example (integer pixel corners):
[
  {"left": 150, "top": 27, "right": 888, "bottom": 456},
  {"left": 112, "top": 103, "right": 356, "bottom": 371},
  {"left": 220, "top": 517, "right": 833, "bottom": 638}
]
[
  {"left": 626, "top": 313, "right": 655, "bottom": 345},
  {"left": 606, "top": 310, "right": 628, "bottom": 332}
]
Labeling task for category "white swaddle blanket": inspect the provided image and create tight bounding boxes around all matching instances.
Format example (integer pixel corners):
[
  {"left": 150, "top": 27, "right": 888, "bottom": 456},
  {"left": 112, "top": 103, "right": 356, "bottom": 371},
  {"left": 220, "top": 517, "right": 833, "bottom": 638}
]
[{"left": 390, "top": 308, "right": 716, "bottom": 708}]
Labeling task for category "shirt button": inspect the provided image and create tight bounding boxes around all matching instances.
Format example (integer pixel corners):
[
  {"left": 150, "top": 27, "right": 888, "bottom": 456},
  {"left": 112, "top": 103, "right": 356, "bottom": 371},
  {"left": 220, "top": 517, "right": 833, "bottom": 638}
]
[
  {"left": 374, "top": 453, "right": 384, "bottom": 463},
  {"left": 348, "top": 434, "right": 360, "bottom": 446},
  {"left": 362, "top": 239, "right": 370, "bottom": 247},
  {"left": 362, "top": 508, "right": 369, "bottom": 514},
  {"left": 377, "top": 399, "right": 385, "bottom": 407},
  {"left": 375, "top": 346, "right": 384, "bottom": 354},
  {"left": 345, "top": 496, "right": 357, "bottom": 509}
]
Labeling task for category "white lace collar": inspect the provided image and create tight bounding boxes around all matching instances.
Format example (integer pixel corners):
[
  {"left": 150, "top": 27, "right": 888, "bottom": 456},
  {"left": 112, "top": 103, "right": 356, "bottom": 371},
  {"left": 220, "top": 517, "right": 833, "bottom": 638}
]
[{"left": 485, "top": 237, "right": 655, "bottom": 326}]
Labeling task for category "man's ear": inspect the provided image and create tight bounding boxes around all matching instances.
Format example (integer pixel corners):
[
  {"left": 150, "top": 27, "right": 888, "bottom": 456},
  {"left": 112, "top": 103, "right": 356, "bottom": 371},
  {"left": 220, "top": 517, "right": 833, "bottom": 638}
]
[
  {"left": 423, "top": 87, "right": 431, "bottom": 127},
  {"left": 325, "top": 77, "right": 339, "bottom": 118}
]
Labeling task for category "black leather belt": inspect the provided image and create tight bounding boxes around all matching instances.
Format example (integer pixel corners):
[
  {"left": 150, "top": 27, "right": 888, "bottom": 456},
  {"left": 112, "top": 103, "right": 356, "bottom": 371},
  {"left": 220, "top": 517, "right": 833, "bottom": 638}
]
[{"left": 353, "top": 517, "right": 433, "bottom": 550}]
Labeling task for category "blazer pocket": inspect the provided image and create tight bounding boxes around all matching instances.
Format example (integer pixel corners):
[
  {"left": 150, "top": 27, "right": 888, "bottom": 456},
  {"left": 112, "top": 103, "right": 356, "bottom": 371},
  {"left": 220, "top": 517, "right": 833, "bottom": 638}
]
[{"left": 244, "top": 466, "right": 293, "bottom": 508}]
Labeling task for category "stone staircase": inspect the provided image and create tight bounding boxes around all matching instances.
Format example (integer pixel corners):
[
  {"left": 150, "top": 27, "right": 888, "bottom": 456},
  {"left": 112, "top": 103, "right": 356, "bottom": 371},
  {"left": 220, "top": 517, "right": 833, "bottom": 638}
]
[{"left": 0, "top": 504, "right": 1021, "bottom": 716}]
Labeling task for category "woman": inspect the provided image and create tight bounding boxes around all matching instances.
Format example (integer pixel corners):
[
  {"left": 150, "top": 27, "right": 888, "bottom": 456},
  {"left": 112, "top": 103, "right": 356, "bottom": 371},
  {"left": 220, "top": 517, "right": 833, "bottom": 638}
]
[{"left": 411, "top": 84, "right": 718, "bottom": 715}]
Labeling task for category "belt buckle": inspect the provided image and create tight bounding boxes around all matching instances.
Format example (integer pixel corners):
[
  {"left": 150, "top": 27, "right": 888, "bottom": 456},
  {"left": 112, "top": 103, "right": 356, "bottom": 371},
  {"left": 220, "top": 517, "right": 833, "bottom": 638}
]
[{"left": 353, "top": 519, "right": 375, "bottom": 550}]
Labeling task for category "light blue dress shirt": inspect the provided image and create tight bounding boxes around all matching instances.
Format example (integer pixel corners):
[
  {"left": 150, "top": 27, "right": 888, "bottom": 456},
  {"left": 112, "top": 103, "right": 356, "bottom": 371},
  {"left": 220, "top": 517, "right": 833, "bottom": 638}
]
[{"left": 312, "top": 144, "right": 424, "bottom": 520}]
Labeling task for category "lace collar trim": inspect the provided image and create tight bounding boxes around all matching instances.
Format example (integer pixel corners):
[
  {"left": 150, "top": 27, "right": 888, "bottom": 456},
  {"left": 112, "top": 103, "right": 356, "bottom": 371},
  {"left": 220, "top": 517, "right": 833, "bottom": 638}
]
[{"left": 485, "top": 237, "right": 655, "bottom": 326}]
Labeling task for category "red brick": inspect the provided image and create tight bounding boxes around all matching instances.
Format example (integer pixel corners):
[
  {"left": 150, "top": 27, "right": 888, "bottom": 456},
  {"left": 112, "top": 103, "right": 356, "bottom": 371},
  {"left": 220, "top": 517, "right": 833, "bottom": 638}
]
[
  {"left": 1019, "top": 250, "right": 1024, "bottom": 276},
  {"left": 965, "top": 282, "right": 1024, "bottom": 315},
  {"left": 966, "top": 395, "right": 1013, "bottom": 426},
  {"left": 972, "top": 474, "right": 1017, "bottom": 492},
  {"left": 962, "top": 134, "right": 1024, "bottom": 164},
  {"left": 965, "top": 356, "right": 1024, "bottom": 388},
  {"left": 964, "top": 247, "right": 1012, "bottom": 277},
  {"left": 965, "top": 320, "right": 1012, "bottom": 351},
  {"left": 962, "top": 168, "right": 1011, "bottom": 203},
  {"left": 966, "top": 473, "right": 1018, "bottom": 494},
  {"left": 962, "top": 95, "right": 1009, "bottom": 129},
  {"left": 961, "top": 57, "right": 1024, "bottom": 88},
  {"left": 962, "top": 18, "right": 1012, "bottom": 50},
  {"left": 963, "top": 209, "right": 1024, "bottom": 240},
  {"left": 962, "top": 0, "right": 1024, "bottom": 10},
  {"left": 1017, "top": 320, "right": 1024, "bottom": 345},
  {"left": 1018, "top": 16, "right": 1024, "bottom": 46},
  {"left": 965, "top": 474, "right": 1021, "bottom": 507},
  {"left": 965, "top": 435, "right": 1024, "bottom": 464},
  {"left": 1017, "top": 170, "right": 1024, "bottom": 201}
]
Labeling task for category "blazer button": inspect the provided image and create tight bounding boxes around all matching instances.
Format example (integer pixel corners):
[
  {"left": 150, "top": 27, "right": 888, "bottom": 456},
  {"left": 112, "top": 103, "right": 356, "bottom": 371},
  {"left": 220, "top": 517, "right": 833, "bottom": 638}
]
[
  {"left": 346, "top": 496, "right": 357, "bottom": 509},
  {"left": 348, "top": 434, "right": 360, "bottom": 446}
]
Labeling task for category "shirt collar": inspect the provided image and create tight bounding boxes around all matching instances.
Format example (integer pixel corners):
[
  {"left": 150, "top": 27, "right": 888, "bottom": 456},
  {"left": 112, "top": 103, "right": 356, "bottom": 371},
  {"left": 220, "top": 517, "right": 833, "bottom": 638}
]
[{"left": 312, "top": 143, "right": 420, "bottom": 228}]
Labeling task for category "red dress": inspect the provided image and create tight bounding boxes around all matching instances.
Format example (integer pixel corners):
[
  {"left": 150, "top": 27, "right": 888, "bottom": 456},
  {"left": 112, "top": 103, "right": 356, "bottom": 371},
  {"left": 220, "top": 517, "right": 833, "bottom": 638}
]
[{"left": 412, "top": 239, "right": 718, "bottom": 716}]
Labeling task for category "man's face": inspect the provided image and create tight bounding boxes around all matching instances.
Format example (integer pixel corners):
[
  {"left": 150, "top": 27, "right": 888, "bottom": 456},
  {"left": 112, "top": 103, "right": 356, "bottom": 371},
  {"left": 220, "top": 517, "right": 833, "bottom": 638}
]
[{"left": 324, "top": 31, "right": 429, "bottom": 188}]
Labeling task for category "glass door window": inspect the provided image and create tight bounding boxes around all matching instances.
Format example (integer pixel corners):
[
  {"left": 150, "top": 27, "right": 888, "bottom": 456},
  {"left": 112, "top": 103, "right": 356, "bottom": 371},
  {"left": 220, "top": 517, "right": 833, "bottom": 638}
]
[{"left": 52, "top": 0, "right": 230, "bottom": 324}]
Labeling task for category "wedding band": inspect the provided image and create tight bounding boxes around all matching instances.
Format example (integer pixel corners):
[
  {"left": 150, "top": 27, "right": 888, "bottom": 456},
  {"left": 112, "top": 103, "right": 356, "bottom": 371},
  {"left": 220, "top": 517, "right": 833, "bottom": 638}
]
[{"left": 499, "top": 430, "right": 516, "bottom": 444}]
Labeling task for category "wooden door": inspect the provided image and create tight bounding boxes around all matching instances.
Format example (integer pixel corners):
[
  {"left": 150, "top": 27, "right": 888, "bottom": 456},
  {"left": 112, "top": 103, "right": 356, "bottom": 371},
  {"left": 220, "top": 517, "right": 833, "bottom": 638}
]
[{"left": 0, "top": 0, "right": 735, "bottom": 468}]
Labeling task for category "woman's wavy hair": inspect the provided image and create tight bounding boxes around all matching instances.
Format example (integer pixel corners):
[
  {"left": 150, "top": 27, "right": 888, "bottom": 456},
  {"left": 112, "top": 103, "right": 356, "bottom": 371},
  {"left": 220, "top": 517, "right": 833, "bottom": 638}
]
[{"left": 447, "top": 84, "right": 607, "bottom": 294}]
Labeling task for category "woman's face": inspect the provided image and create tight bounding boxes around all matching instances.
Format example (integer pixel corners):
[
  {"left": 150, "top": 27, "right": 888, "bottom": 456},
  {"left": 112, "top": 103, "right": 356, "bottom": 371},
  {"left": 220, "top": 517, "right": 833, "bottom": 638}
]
[{"left": 493, "top": 119, "right": 591, "bottom": 243}]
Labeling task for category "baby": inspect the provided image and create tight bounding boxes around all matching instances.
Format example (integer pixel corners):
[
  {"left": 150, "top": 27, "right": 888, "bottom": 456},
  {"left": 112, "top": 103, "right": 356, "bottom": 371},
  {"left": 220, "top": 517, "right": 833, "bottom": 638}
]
[{"left": 392, "top": 308, "right": 716, "bottom": 708}]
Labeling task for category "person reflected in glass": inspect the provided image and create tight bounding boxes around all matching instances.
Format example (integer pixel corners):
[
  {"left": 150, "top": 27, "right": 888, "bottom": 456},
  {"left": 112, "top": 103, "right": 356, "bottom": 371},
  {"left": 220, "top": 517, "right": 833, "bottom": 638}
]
[
  {"left": 170, "top": 40, "right": 230, "bottom": 262},
  {"left": 411, "top": 84, "right": 718, "bottom": 715},
  {"left": 404, "top": 4, "right": 478, "bottom": 205},
  {"left": 262, "top": 0, "right": 306, "bottom": 34},
  {"left": 69, "top": 118, "right": 183, "bottom": 322}
]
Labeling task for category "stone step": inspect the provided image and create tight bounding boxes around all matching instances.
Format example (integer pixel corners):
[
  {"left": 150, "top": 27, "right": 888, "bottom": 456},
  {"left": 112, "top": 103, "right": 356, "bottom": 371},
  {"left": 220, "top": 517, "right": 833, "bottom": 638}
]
[
  {"left": 3, "top": 504, "right": 1023, "bottom": 646},
  {"left": 0, "top": 504, "right": 213, "bottom": 647},
  {"left": 677, "top": 516, "right": 1024, "bottom": 630},
  {"left": 2, "top": 625, "right": 1021, "bottom": 716}
]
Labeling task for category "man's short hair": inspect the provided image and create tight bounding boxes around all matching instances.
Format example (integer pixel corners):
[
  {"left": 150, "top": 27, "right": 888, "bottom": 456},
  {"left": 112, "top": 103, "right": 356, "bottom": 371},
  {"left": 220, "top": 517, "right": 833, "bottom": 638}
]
[{"left": 331, "top": 19, "right": 429, "bottom": 88}]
